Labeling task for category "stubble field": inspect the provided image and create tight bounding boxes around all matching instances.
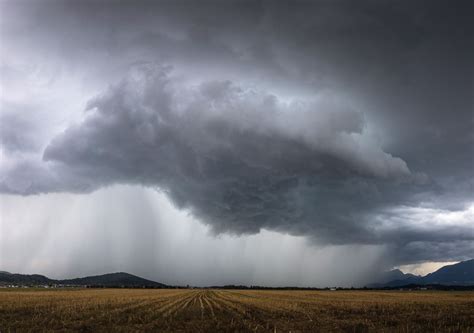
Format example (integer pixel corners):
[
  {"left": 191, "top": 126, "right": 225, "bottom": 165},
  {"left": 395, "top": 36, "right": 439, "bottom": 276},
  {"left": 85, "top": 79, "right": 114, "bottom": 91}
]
[{"left": 0, "top": 288, "right": 473, "bottom": 332}]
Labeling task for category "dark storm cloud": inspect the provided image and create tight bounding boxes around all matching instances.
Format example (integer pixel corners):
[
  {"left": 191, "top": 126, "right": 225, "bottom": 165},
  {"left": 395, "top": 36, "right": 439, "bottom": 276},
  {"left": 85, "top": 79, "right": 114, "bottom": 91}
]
[
  {"left": 1, "top": 0, "right": 473, "bottom": 265},
  {"left": 2, "top": 64, "right": 468, "bottom": 259}
]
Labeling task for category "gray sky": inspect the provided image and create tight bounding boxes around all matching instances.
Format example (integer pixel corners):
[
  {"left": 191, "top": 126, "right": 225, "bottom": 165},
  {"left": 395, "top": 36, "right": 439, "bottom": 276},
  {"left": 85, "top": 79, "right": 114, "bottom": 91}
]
[{"left": 0, "top": 0, "right": 473, "bottom": 286}]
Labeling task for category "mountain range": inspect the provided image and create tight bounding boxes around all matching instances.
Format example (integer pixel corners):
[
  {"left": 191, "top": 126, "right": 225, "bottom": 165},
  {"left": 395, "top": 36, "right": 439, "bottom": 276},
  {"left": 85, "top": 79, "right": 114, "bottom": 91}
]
[
  {"left": 368, "top": 259, "right": 474, "bottom": 288},
  {"left": 0, "top": 271, "right": 167, "bottom": 288}
]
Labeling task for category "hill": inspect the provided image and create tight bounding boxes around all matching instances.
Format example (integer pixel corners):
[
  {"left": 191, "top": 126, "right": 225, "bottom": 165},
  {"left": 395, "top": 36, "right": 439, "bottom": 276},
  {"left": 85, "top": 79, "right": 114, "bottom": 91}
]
[
  {"left": 60, "top": 272, "right": 166, "bottom": 288},
  {"left": 0, "top": 271, "right": 166, "bottom": 288},
  {"left": 0, "top": 272, "right": 51, "bottom": 285}
]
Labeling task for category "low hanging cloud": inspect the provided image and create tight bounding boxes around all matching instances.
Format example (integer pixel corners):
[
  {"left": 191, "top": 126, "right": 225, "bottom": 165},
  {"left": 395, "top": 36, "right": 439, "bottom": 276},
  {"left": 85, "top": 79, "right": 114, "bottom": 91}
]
[{"left": 3, "top": 64, "right": 467, "bottom": 254}]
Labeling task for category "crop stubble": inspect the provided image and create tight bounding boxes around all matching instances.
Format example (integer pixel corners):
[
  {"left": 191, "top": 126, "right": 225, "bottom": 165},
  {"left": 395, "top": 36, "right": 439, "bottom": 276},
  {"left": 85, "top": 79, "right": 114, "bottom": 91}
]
[{"left": 0, "top": 289, "right": 473, "bottom": 332}]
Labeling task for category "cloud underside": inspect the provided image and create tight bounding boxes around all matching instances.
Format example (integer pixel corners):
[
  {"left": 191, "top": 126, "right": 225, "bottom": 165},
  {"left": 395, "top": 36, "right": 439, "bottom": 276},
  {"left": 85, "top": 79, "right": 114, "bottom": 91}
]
[{"left": 1, "top": 65, "right": 471, "bottom": 260}]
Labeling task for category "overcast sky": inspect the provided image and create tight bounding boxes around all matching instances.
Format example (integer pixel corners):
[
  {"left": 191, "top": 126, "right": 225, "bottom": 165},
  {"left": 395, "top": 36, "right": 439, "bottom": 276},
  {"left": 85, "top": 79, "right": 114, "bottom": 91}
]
[{"left": 0, "top": 0, "right": 472, "bottom": 287}]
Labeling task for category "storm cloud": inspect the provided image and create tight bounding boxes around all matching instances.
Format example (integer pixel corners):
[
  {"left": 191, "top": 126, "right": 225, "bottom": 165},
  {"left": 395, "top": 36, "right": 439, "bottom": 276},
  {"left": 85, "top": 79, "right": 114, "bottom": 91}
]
[{"left": 0, "top": 0, "right": 473, "bottom": 279}]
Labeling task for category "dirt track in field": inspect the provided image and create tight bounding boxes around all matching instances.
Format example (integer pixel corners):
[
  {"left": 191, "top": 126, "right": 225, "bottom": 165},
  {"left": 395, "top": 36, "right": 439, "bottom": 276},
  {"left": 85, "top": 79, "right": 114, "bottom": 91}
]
[{"left": 1, "top": 288, "right": 473, "bottom": 332}]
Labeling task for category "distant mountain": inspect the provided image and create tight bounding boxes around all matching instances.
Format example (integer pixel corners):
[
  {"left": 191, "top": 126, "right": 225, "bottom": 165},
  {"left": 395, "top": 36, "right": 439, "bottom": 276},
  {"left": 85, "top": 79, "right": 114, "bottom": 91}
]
[
  {"left": 367, "top": 269, "right": 420, "bottom": 288},
  {"left": 381, "top": 269, "right": 419, "bottom": 283},
  {"left": 60, "top": 272, "right": 166, "bottom": 288},
  {"left": 0, "top": 271, "right": 167, "bottom": 288},
  {"left": 423, "top": 260, "right": 474, "bottom": 285},
  {"left": 368, "top": 259, "right": 474, "bottom": 288}
]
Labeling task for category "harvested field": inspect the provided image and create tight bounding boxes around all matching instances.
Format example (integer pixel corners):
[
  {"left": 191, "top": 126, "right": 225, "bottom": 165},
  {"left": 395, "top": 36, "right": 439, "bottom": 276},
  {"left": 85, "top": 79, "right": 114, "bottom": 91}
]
[{"left": 0, "top": 288, "right": 473, "bottom": 332}]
